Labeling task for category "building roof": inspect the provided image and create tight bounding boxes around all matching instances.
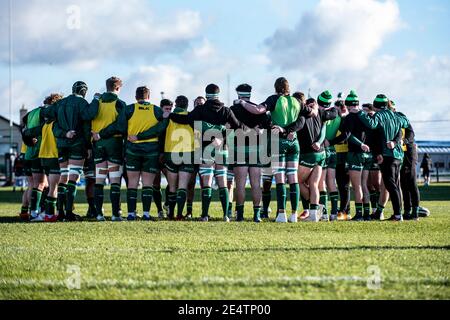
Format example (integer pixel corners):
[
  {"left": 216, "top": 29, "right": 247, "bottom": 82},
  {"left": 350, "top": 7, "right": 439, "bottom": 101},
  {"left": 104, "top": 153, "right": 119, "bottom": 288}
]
[
  {"left": 416, "top": 141, "right": 450, "bottom": 154},
  {"left": 0, "top": 115, "right": 20, "bottom": 128}
]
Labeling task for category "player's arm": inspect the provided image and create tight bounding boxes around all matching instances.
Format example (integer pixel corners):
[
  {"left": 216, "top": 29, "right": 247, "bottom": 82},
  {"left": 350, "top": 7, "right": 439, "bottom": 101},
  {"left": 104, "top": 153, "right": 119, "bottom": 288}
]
[
  {"left": 136, "top": 107, "right": 169, "bottom": 141},
  {"left": 83, "top": 97, "right": 100, "bottom": 121},
  {"left": 316, "top": 123, "right": 327, "bottom": 145},
  {"left": 357, "top": 110, "right": 380, "bottom": 129},
  {"left": 321, "top": 107, "right": 338, "bottom": 121},
  {"left": 284, "top": 114, "right": 305, "bottom": 133},
  {"left": 240, "top": 100, "right": 267, "bottom": 115},
  {"left": 41, "top": 101, "right": 59, "bottom": 121}
]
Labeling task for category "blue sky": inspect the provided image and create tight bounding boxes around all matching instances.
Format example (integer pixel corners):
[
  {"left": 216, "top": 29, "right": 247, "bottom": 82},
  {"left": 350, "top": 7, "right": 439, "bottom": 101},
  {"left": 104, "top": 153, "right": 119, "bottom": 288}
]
[{"left": 0, "top": 0, "right": 449, "bottom": 139}]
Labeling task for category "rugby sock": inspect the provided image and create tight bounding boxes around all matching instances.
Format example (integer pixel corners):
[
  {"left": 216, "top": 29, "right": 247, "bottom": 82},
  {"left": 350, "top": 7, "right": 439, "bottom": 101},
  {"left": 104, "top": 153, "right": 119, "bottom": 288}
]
[
  {"left": 87, "top": 197, "right": 96, "bottom": 216},
  {"left": 301, "top": 194, "right": 310, "bottom": 211},
  {"left": 228, "top": 202, "right": 233, "bottom": 217},
  {"left": 329, "top": 191, "right": 339, "bottom": 215},
  {"left": 201, "top": 187, "right": 212, "bottom": 218},
  {"left": 355, "top": 203, "right": 363, "bottom": 217},
  {"left": 110, "top": 183, "right": 121, "bottom": 217},
  {"left": 127, "top": 188, "right": 138, "bottom": 214},
  {"left": 376, "top": 204, "right": 385, "bottom": 215},
  {"left": 57, "top": 183, "right": 67, "bottom": 214},
  {"left": 262, "top": 191, "right": 271, "bottom": 215},
  {"left": 289, "top": 183, "right": 300, "bottom": 212},
  {"left": 94, "top": 184, "right": 104, "bottom": 216},
  {"left": 253, "top": 206, "right": 261, "bottom": 222},
  {"left": 45, "top": 196, "right": 57, "bottom": 216},
  {"left": 141, "top": 187, "right": 153, "bottom": 214},
  {"left": 152, "top": 186, "right": 163, "bottom": 212},
  {"left": 276, "top": 184, "right": 287, "bottom": 212},
  {"left": 236, "top": 204, "right": 244, "bottom": 221},
  {"left": 40, "top": 187, "right": 48, "bottom": 212},
  {"left": 20, "top": 206, "right": 28, "bottom": 215},
  {"left": 177, "top": 189, "right": 187, "bottom": 217},
  {"left": 30, "top": 188, "right": 42, "bottom": 212},
  {"left": 319, "top": 191, "right": 328, "bottom": 215},
  {"left": 186, "top": 201, "right": 193, "bottom": 215},
  {"left": 66, "top": 180, "right": 77, "bottom": 214},
  {"left": 363, "top": 203, "right": 371, "bottom": 217},
  {"left": 309, "top": 203, "right": 319, "bottom": 217},
  {"left": 370, "top": 191, "right": 377, "bottom": 211},
  {"left": 168, "top": 191, "right": 177, "bottom": 218},
  {"left": 412, "top": 206, "right": 419, "bottom": 219},
  {"left": 164, "top": 186, "right": 169, "bottom": 208},
  {"left": 219, "top": 187, "right": 230, "bottom": 217}
]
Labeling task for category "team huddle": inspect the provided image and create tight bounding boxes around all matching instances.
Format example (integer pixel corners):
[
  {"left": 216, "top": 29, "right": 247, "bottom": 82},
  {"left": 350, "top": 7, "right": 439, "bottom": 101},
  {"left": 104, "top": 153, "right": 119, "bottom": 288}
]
[{"left": 18, "top": 76, "right": 427, "bottom": 223}]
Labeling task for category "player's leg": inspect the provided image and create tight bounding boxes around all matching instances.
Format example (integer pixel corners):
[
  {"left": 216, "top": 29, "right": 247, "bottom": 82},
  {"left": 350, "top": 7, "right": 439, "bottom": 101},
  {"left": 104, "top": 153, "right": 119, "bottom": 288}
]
[
  {"left": 177, "top": 169, "right": 192, "bottom": 220},
  {"left": 298, "top": 165, "right": 313, "bottom": 221},
  {"left": 349, "top": 169, "right": 363, "bottom": 221},
  {"left": 215, "top": 164, "right": 230, "bottom": 221},
  {"left": 166, "top": 169, "right": 178, "bottom": 220},
  {"left": 30, "top": 159, "right": 46, "bottom": 219},
  {"left": 139, "top": 155, "right": 159, "bottom": 221},
  {"left": 226, "top": 168, "right": 235, "bottom": 219},
  {"left": 107, "top": 160, "right": 123, "bottom": 220},
  {"left": 20, "top": 173, "right": 33, "bottom": 220},
  {"left": 361, "top": 169, "right": 371, "bottom": 220},
  {"left": 326, "top": 167, "right": 339, "bottom": 221},
  {"left": 249, "top": 166, "right": 262, "bottom": 222},
  {"left": 286, "top": 160, "right": 300, "bottom": 223},
  {"left": 261, "top": 167, "right": 273, "bottom": 219},
  {"left": 273, "top": 158, "right": 287, "bottom": 223},
  {"left": 234, "top": 166, "right": 248, "bottom": 221},
  {"left": 199, "top": 163, "right": 214, "bottom": 221},
  {"left": 65, "top": 158, "right": 84, "bottom": 220},
  {"left": 380, "top": 157, "right": 403, "bottom": 221},
  {"left": 152, "top": 172, "right": 164, "bottom": 218},
  {"left": 307, "top": 165, "right": 323, "bottom": 222},
  {"left": 57, "top": 159, "right": 69, "bottom": 220},
  {"left": 186, "top": 169, "right": 197, "bottom": 219},
  {"left": 318, "top": 168, "right": 328, "bottom": 221}
]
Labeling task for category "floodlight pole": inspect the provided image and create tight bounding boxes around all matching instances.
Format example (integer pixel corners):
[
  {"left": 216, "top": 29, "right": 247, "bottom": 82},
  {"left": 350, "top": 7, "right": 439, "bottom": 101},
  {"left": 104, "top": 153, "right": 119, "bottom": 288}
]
[{"left": 8, "top": 0, "right": 13, "bottom": 153}]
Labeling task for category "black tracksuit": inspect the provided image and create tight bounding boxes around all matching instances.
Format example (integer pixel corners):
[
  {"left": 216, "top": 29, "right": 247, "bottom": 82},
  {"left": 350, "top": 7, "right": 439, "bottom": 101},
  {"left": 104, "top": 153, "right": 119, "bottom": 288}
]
[{"left": 398, "top": 114, "right": 420, "bottom": 213}]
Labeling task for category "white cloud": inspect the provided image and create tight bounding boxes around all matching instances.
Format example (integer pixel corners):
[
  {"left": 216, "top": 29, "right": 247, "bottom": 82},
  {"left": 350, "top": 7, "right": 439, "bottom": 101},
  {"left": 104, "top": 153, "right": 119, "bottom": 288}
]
[
  {"left": 0, "top": 80, "right": 41, "bottom": 122},
  {"left": 0, "top": 0, "right": 202, "bottom": 65},
  {"left": 124, "top": 64, "right": 199, "bottom": 106},
  {"left": 265, "top": 0, "right": 401, "bottom": 72}
]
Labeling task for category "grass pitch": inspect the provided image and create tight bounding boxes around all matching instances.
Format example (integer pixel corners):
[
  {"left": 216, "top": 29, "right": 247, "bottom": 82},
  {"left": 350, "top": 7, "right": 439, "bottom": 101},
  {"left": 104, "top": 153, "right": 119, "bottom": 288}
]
[{"left": 0, "top": 184, "right": 449, "bottom": 300}]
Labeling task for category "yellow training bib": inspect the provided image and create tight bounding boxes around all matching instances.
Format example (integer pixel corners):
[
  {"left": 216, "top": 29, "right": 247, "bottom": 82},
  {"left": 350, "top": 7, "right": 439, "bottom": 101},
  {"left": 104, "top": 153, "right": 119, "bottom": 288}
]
[
  {"left": 335, "top": 130, "right": 349, "bottom": 153},
  {"left": 128, "top": 103, "right": 159, "bottom": 144},
  {"left": 164, "top": 111, "right": 194, "bottom": 153},
  {"left": 91, "top": 99, "right": 119, "bottom": 135},
  {"left": 39, "top": 122, "right": 58, "bottom": 159}
]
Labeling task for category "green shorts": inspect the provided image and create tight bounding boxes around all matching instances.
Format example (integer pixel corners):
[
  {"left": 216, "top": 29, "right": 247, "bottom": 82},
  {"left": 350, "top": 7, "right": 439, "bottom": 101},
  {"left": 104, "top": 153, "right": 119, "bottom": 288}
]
[
  {"left": 346, "top": 152, "right": 372, "bottom": 171},
  {"left": 58, "top": 144, "right": 85, "bottom": 163},
  {"left": 83, "top": 156, "right": 95, "bottom": 178},
  {"left": 93, "top": 137, "right": 123, "bottom": 165},
  {"left": 324, "top": 147, "right": 337, "bottom": 169},
  {"left": 299, "top": 151, "right": 326, "bottom": 168},
  {"left": 201, "top": 147, "right": 228, "bottom": 166},
  {"left": 41, "top": 158, "right": 60, "bottom": 175},
  {"left": 126, "top": 152, "right": 159, "bottom": 174},
  {"left": 30, "top": 158, "right": 44, "bottom": 174},
  {"left": 164, "top": 153, "right": 195, "bottom": 174},
  {"left": 271, "top": 138, "right": 299, "bottom": 163}
]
